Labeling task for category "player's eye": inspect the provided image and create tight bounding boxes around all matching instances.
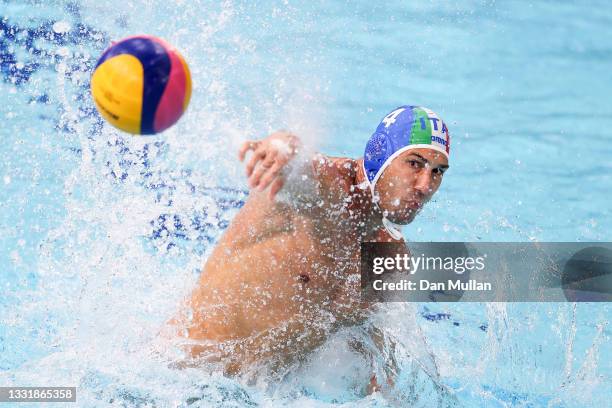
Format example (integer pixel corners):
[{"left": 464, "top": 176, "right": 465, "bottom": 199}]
[
  {"left": 432, "top": 167, "right": 447, "bottom": 176},
  {"left": 407, "top": 160, "right": 423, "bottom": 169}
]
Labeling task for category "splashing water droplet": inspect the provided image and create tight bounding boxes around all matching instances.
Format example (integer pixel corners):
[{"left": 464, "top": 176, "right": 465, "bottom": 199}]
[{"left": 52, "top": 21, "right": 71, "bottom": 34}]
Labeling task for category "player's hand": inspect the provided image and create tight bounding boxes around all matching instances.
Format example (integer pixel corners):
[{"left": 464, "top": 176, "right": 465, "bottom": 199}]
[{"left": 239, "top": 130, "right": 301, "bottom": 200}]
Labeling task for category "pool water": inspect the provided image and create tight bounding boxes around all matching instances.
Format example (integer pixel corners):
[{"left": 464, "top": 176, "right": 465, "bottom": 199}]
[{"left": 1, "top": 0, "right": 610, "bottom": 406}]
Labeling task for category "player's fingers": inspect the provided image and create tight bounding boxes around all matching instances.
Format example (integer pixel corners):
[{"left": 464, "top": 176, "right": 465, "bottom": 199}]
[
  {"left": 239, "top": 141, "right": 259, "bottom": 162},
  {"left": 257, "top": 160, "right": 284, "bottom": 191},
  {"left": 248, "top": 152, "right": 277, "bottom": 188},
  {"left": 245, "top": 147, "right": 267, "bottom": 176},
  {"left": 268, "top": 178, "right": 284, "bottom": 200}
]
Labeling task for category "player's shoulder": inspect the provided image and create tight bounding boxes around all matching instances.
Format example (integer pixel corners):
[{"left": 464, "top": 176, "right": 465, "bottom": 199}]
[{"left": 312, "top": 155, "right": 356, "bottom": 183}]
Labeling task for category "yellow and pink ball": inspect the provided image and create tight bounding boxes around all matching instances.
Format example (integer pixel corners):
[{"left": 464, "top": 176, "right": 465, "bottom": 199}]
[{"left": 91, "top": 35, "right": 191, "bottom": 135}]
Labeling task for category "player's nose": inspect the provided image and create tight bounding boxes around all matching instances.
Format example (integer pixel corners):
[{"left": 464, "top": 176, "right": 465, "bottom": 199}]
[{"left": 413, "top": 170, "right": 434, "bottom": 196}]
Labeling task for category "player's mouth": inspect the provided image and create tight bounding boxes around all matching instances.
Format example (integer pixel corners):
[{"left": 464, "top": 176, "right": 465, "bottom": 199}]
[{"left": 404, "top": 200, "right": 422, "bottom": 211}]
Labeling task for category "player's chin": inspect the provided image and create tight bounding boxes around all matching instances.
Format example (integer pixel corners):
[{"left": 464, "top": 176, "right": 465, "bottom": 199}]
[{"left": 385, "top": 207, "right": 420, "bottom": 224}]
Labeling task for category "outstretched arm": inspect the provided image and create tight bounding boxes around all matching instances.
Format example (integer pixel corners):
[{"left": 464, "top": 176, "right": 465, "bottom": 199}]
[
  {"left": 238, "top": 130, "right": 302, "bottom": 200},
  {"left": 239, "top": 131, "right": 345, "bottom": 205}
]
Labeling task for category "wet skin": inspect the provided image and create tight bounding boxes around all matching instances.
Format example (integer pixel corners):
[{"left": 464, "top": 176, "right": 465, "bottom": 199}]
[{"left": 170, "top": 131, "right": 448, "bottom": 376}]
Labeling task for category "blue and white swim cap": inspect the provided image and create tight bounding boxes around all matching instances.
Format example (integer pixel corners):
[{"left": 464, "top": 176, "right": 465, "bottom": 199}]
[
  {"left": 364, "top": 105, "right": 450, "bottom": 188},
  {"left": 363, "top": 105, "right": 451, "bottom": 239}
]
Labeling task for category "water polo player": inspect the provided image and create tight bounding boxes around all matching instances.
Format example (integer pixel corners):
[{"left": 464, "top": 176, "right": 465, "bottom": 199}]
[{"left": 169, "top": 105, "right": 450, "bottom": 387}]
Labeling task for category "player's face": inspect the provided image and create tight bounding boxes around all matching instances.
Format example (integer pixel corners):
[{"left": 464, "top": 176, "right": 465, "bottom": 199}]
[{"left": 375, "top": 148, "right": 449, "bottom": 224}]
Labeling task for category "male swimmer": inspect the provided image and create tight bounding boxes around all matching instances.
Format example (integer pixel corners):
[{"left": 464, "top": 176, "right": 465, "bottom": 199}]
[{"left": 169, "top": 105, "right": 450, "bottom": 388}]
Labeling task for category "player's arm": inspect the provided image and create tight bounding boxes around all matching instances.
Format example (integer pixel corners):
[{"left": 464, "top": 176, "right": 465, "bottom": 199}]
[
  {"left": 239, "top": 130, "right": 302, "bottom": 199},
  {"left": 239, "top": 131, "right": 342, "bottom": 204}
]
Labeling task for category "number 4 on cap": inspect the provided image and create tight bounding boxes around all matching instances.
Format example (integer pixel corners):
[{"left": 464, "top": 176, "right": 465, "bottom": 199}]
[{"left": 382, "top": 107, "right": 406, "bottom": 128}]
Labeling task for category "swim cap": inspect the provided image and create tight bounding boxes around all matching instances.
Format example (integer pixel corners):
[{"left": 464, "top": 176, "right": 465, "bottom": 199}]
[
  {"left": 364, "top": 105, "right": 450, "bottom": 187},
  {"left": 363, "top": 105, "right": 450, "bottom": 239}
]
